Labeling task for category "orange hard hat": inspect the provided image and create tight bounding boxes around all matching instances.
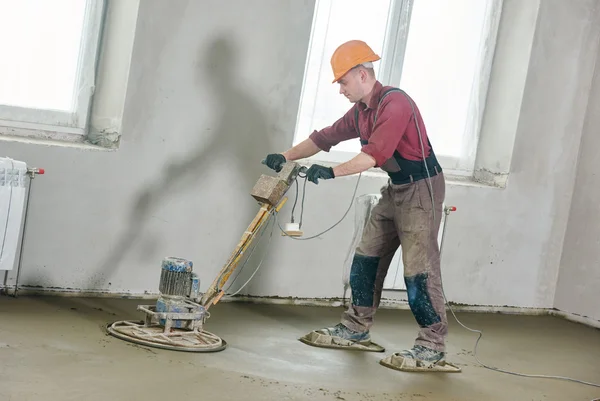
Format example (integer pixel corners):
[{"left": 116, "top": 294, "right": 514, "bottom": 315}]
[{"left": 330, "top": 40, "right": 381, "bottom": 83}]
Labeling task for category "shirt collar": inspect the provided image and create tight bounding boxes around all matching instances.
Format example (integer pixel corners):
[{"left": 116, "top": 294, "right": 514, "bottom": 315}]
[{"left": 359, "top": 81, "right": 384, "bottom": 111}]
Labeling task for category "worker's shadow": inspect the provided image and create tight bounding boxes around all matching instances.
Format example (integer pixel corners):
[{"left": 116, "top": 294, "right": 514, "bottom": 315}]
[{"left": 91, "top": 36, "right": 278, "bottom": 289}]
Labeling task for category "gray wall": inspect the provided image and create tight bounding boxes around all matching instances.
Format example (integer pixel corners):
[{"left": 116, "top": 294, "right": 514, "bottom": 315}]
[
  {"left": 555, "top": 34, "right": 600, "bottom": 322},
  {"left": 2, "top": 0, "right": 600, "bottom": 313},
  {"left": 2, "top": 0, "right": 316, "bottom": 294}
]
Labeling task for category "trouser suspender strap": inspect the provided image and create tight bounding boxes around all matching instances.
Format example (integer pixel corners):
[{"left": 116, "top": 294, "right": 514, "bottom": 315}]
[{"left": 355, "top": 87, "right": 442, "bottom": 184}]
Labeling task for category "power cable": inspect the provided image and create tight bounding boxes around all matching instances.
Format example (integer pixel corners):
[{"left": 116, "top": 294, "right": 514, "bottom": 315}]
[{"left": 225, "top": 88, "right": 600, "bottom": 391}]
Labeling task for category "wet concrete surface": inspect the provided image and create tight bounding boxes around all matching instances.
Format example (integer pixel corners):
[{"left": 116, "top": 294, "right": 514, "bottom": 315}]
[{"left": 0, "top": 296, "right": 599, "bottom": 401}]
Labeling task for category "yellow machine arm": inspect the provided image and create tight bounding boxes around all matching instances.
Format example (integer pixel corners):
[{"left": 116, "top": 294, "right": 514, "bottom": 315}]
[
  {"left": 200, "top": 198, "right": 287, "bottom": 309},
  {"left": 200, "top": 161, "right": 304, "bottom": 310}
]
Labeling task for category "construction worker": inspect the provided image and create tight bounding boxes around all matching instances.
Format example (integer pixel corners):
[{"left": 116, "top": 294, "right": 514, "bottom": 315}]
[{"left": 263, "top": 40, "right": 455, "bottom": 372}]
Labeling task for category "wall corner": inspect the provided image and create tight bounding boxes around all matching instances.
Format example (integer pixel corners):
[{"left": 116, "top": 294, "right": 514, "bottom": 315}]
[
  {"left": 473, "top": 0, "right": 541, "bottom": 186},
  {"left": 87, "top": 0, "right": 140, "bottom": 149},
  {"left": 473, "top": 168, "right": 509, "bottom": 188}
]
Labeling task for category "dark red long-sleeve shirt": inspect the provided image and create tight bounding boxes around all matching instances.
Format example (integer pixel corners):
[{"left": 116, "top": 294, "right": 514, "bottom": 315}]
[{"left": 309, "top": 81, "right": 431, "bottom": 167}]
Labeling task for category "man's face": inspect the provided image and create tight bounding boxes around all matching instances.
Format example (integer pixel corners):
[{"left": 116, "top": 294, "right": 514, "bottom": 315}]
[{"left": 337, "top": 69, "right": 364, "bottom": 103}]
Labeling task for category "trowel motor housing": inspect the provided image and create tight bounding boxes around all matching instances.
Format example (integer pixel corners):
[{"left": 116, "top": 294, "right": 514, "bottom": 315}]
[{"left": 156, "top": 257, "right": 201, "bottom": 328}]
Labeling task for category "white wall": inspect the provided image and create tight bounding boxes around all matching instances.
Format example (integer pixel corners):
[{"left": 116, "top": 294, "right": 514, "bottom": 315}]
[
  {"left": 2, "top": 0, "right": 600, "bottom": 311},
  {"left": 554, "top": 34, "right": 600, "bottom": 322},
  {"left": 245, "top": 0, "right": 600, "bottom": 309},
  {"left": 1, "top": 0, "right": 316, "bottom": 294}
]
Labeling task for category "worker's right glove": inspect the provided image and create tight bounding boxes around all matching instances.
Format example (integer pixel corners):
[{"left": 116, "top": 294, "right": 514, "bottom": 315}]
[
  {"left": 306, "top": 164, "right": 335, "bottom": 184},
  {"left": 262, "top": 153, "right": 286, "bottom": 172}
]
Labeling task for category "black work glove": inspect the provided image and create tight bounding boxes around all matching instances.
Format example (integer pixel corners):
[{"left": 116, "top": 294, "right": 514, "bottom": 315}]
[
  {"left": 306, "top": 164, "right": 335, "bottom": 184},
  {"left": 262, "top": 153, "right": 286, "bottom": 172}
]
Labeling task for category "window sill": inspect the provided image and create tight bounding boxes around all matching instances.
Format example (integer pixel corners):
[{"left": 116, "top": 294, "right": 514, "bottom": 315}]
[
  {"left": 298, "top": 157, "right": 506, "bottom": 189},
  {"left": 0, "top": 131, "right": 114, "bottom": 152}
]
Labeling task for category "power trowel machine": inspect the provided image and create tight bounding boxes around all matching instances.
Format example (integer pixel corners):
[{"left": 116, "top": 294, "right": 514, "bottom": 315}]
[{"left": 107, "top": 161, "right": 305, "bottom": 352}]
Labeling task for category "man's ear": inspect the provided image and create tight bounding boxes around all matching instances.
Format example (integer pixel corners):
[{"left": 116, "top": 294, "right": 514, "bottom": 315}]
[{"left": 360, "top": 68, "right": 369, "bottom": 83}]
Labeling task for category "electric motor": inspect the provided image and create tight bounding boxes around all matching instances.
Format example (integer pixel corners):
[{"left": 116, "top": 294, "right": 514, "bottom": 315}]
[
  {"left": 159, "top": 257, "right": 193, "bottom": 296},
  {"left": 156, "top": 256, "right": 201, "bottom": 328}
]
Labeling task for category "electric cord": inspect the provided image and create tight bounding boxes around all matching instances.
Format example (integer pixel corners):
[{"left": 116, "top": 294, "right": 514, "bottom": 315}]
[
  {"left": 224, "top": 192, "right": 353, "bottom": 297},
  {"left": 222, "top": 170, "right": 361, "bottom": 296},
  {"left": 219, "top": 165, "right": 357, "bottom": 295},
  {"left": 226, "top": 176, "right": 600, "bottom": 390},
  {"left": 299, "top": 174, "right": 308, "bottom": 229},
  {"left": 225, "top": 164, "right": 600, "bottom": 390},
  {"left": 277, "top": 172, "right": 362, "bottom": 240},
  {"left": 223, "top": 211, "right": 276, "bottom": 297},
  {"left": 215, "top": 208, "right": 273, "bottom": 293},
  {"left": 399, "top": 90, "right": 435, "bottom": 223},
  {"left": 439, "top": 210, "right": 600, "bottom": 389},
  {"left": 222, "top": 168, "right": 361, "bottom": 294},
  {"left": 290, "top": 179, "right": 299, "bottom": 224},
  {"left": 447, "top": 299, "right": 600, "bottom": 388},
  {"left": 230, "top": 92, "right": 600, "bottom": 391},
  {"left": 398, "top": 88, "right": 600, "bottom": 389},
  {"left": 221, "top": 214, "right": 269, "bottom": 293},
  {"left": 290, "top": 172, "right": 309, "bottom": 229}
]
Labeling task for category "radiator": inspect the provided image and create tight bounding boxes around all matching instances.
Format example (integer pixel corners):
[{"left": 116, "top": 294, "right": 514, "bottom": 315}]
[{"left": 0, "top": 157, "right": 28, "bottom": 271}]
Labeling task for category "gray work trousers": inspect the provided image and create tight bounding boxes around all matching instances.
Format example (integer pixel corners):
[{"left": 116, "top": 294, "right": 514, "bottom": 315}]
[{"left": 341, "top": 173, "right": 447, "bottom": 352}]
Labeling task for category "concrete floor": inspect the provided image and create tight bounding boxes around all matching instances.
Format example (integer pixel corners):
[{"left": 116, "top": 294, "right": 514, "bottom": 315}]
[{"left": 0, "top": 296, "right": 599, "bottom": 401}]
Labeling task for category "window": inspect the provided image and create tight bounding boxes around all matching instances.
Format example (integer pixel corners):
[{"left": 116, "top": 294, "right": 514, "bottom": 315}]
[
  {"left": 293, "top": 0, "right": 502, "bottom": 175},
  {"left": 0, "top": 0, "right": 105, "bottom": 139}
]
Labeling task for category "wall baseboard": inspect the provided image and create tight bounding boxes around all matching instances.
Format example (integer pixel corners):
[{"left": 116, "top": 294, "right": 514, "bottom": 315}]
[
  {"left": 0, "top": 286, "right": 158, "bottom": 299},
  {"left": 3, "top": 286, "right": 598, "bottom": 329},
  {"left": 548, "top": 309, "right": 600, "bottom": 330},
  {"left": 224, "top": 294, "right": 551, "bottom": 316}
]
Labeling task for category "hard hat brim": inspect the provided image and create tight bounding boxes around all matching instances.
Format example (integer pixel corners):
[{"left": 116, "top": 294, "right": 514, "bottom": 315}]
[{"left": 332, "top": 54, "right": 381, "bottom": 83}]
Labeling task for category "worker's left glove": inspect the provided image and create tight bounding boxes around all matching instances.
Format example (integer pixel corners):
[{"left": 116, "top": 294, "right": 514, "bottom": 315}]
[{"left": 306, "top": 164, "right": 335, "bottom": 184}]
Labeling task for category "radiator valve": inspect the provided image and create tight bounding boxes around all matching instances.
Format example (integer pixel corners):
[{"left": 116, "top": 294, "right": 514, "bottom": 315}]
[{"left": 27, "top": 167, "right": 45, "bottom": 178}]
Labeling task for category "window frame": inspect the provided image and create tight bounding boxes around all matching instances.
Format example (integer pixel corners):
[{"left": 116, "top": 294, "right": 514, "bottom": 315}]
[
  {"left": 293, "top": 0, "right": 503, "bottom": 178},
  {"left": 0, "top": 0, "right": 106, "bottom": 137}
]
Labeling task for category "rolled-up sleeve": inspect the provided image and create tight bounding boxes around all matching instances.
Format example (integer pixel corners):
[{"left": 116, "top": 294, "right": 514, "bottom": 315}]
[
  {"left": 361, "top": 93, "right": 411, "bottom": 167},
  {"left": 308, "top": 106, "right": 359, "bottom": 152}
]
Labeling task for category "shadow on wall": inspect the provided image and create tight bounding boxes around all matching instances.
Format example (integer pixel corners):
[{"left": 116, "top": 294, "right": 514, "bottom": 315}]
[{"left": 90, "top": 35, "right": 275, "bottom": 290}]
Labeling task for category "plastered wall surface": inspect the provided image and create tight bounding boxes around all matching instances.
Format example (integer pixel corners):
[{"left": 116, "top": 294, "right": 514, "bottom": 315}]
[
  {"left": 2, "top": 0, "right": 600, "bottom": 311},
  {"left": 554, "top": 38, "right": 600, "bottom": 322}
]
